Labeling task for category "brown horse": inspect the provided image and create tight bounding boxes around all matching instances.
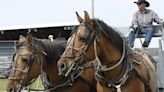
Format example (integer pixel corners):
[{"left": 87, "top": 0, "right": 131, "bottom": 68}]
[
  {"left": 57, "top": 11, "right": 157, "bottom": 92},
  {"left": 7, "top": 33, "right": 96, "bottom": 92}
]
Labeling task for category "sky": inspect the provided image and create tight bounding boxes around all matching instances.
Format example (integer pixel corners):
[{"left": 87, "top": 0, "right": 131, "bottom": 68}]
[
  {"left": 0, "top": 0, "right": 164, "bottom": 47},
  {"left": 0, "top": 0, "right": 163, "bottom": 28}
]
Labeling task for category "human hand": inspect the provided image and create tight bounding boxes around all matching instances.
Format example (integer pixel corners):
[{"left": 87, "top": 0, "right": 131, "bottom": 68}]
[
  {"left": 133, "top": 25, "right": 138, "bottom": 29},
  {"left": 129, "top": 27, "right": 134, "bottom": 32},
  {"left": 129, "top": 25, "right": 138, "bottom": 32}
]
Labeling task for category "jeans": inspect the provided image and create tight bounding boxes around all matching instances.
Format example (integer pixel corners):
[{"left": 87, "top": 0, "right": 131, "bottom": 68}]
[{"left": 128, "top": 27, "right": 154, "bottom": 47}]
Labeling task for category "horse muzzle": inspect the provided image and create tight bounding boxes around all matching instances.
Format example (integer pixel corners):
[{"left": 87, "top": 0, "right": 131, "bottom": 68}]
[
  {"left": 58, "top": 62, "right": 78, "bottom": 77},
  {"left": 7, "top": 85, "right": 16, "bottom": 92},
  {"left": 58, "top": 62, "right": 67, "bottom": 75}
]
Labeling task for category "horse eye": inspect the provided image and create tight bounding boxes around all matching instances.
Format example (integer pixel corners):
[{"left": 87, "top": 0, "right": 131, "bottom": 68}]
[
  {"left": 22, "top": 57, "right": 28, "bottom": 62},
  {"left": 79, "top": 37, "right": 86, "bottom": 42}
]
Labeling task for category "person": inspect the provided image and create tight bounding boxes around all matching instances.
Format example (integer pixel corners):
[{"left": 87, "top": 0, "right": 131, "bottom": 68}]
[
  {"left": 128, "top": 0, "right": 164, "bottom": 47},
  {"left": 48, "top": 35, "right": 54, "bottom": 41}
]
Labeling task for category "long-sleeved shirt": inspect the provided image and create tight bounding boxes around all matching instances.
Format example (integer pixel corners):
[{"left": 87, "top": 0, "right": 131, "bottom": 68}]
[{"left": 132, "top": 9, "right": 163, "bottom": 28}]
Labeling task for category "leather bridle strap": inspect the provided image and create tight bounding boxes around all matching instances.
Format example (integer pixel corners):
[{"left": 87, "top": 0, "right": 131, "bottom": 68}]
[{"left": 93, "top": 38, "right": 126, "bottom": 71}]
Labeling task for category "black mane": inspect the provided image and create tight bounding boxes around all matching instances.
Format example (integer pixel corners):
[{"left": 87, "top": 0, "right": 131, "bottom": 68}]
[
  {"left": 16, "top": 36, "right": 66, "bottom": 65},
  {"left": 70, "top": 19, "right": 123, "bottom": 53},
  {"left": 33, "top": 38, "right": 66, "bottom": 64},
  {"left": 92, "top": 19, "right": 123, "bottom": 52}
]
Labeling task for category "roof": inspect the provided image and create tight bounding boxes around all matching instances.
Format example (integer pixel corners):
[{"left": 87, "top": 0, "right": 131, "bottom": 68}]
[{"left": 0, "top": 22, "right": 78, "bottom": 31}]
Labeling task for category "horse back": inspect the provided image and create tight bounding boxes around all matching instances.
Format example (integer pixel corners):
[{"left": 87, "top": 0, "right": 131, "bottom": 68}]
[
  {"left": 132, "top": 48, "right": 156, "bottom": 71},
  {"left": 130, "top": 48, "right": 157, "bottom": 92}
]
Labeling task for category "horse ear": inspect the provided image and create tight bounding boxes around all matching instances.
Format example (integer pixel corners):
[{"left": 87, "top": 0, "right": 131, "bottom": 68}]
[
  {"left": 26, "top": 33, "right": 34, "bottom": 47},
  {"left": 84, "top": 11, "right": 93, "bottom": 27},
  {"left": 76, "top": 12, "right": 83, "bottom": 23},
  {"left": 19, "top": 35, "right": 26, "bottom": 43}
]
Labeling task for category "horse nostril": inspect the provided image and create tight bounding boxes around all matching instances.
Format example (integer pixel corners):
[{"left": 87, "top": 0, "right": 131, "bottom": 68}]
[
  {"left": 8, "top": 86, "right": 14, "bottom": 92},
  {"left": 61, "top": 63, "right": 66, "bottom": 71},
  {"left": 58, "top": 63, "right": 67, "bottom": 75}
]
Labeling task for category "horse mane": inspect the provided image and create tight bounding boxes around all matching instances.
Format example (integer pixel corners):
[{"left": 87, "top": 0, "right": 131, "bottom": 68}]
[
  {"left": 33, "top": 37, "right": 66, "bottom": 63},
  {"left": 92, "top": 19, "right": 123, "bottom": 52}
]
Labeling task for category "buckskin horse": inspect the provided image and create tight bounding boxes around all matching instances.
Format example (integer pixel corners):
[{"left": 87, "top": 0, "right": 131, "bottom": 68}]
[
  {"left": 7, "top": 33, "right": 96, "bottom": 92},
  {"left": 57, "top": 11, "right": 157, "bottom": 92}
]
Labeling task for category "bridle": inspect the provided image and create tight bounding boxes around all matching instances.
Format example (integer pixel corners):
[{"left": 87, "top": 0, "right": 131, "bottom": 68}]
[
  {"left": 59, "top": 21, "right": 134, "bottom": 92},
  {"left": 9, "top": 45, "right": 40, "bottom": 92},
  {"left": 9, "top": 40, "right": 95, "bottom": 92},
  {"left": 60, "top": 23, "right": 97, "bottom": 77},
  {"left": 60, "top": 20, "right": 153, "bottom": 92},
  {"left": 60, "top": 20, "right": 127, "bottom": 76}
]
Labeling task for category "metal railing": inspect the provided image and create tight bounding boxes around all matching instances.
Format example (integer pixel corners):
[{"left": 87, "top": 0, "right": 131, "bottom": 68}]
[{"left": 0, "top": 41, "right": 16, "bottom": 78}]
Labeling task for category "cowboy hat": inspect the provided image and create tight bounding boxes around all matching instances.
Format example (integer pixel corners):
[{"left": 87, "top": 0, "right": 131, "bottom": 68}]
[{"left": 134, "top": 0, "right": 150, "bottom": 7}]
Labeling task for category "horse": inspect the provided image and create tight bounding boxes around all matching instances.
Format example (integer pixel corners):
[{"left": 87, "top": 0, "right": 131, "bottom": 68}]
[
  {"left": 7, "top": 33, "right": 96, "bottom": 92},
  {"left": 57, "top": 11, "right": 157, "bottom": 92}
]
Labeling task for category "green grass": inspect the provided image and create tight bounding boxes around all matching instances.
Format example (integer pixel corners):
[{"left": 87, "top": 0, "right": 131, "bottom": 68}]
[
  {"left": 0, "top": 79, "right": 8, "bottom": 91},
  {"left": 29, "top": 78, "right": 44, "bottom": 89},
  {"left": 0, "top": 78, "right": 43, "bottom": 91}
]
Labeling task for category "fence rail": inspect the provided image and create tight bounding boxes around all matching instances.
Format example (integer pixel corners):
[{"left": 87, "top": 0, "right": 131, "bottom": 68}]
[{"left": 0, "top": 41, "right": 16, "bottom": 78}]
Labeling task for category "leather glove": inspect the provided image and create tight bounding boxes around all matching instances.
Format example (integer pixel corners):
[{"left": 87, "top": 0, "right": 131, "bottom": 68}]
[
  {"left": 133, "top": 25, "right": 138, "bottom": 29},
  {"left": 129, "top": 27, "right": 134, "bottom": 32},
  {"left": 129, "top": 25, "right": 138, "bottom": 32}
]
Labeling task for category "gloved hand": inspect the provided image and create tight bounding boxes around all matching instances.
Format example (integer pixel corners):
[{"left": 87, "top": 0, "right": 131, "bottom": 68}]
[
  {"left": 133, "top": 25, "right": 138, "bottom": 29},
  {"left": 129, "top": 25, "right": 138, "bottom": 32},
  {"left": 129, "top": 27, "right": 134, "bottom": 32}
]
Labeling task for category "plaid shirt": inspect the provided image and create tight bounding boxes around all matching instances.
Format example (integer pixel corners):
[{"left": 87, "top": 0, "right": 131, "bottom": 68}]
[{"left": 132, "top": 9, "right": 163, "bottom": 28}]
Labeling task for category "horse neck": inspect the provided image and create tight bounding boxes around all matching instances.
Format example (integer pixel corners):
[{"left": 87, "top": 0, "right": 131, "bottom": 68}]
[
  {"left": 42, "top": 57, "right": 94, "bottom": 91},
  {"left": 99, "top": 36, "right": 124, "bottom": 80},
  {"left": 42, "top": 54, "right": 63, "bottom": 84}
]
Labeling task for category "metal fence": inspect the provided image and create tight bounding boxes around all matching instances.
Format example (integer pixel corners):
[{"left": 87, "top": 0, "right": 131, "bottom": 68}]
[
  {"left": 0, "top": 41, "right": 16, "bottom": 78},
  {"left": 0, "top": 25, "right": 164, "bottom": 91}
]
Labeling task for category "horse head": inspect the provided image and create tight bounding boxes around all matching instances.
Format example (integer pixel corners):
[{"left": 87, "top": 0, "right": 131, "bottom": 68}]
[
  {"left": 58, "top": 11, "right": 123, "bottom": 78},
  {"left": 7, "top": 34, "right": 41, "bottom": 92}
]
